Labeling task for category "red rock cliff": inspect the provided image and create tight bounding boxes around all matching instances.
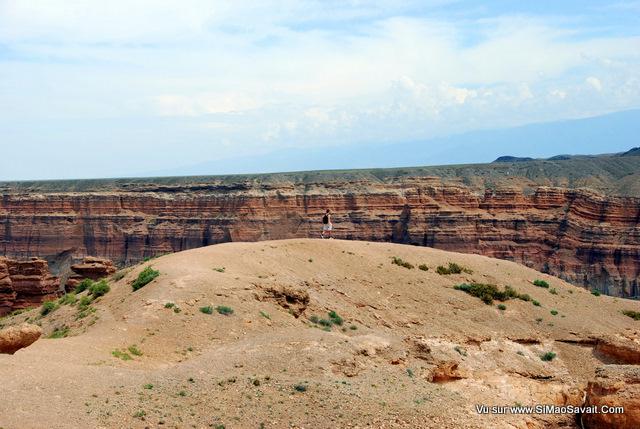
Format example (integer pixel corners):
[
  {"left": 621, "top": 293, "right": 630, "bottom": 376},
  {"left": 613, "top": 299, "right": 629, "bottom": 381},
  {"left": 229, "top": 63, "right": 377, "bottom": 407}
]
[
  {"left": 0, "top": 176, "right": 638, "bottom": 297},
  {"left": 0, "top": 257, "right": 60, "bottom": 316}
]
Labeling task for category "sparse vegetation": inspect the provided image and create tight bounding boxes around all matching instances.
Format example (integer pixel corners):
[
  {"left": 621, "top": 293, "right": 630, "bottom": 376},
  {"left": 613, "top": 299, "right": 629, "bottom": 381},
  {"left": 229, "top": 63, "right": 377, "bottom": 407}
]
[
  {"left": 391, "top": 257, "right": 414, "bottom": 269},
  {"left": 418, "top": 264, "right": 428, "bottom": 271},
  {"left": 200, "top": 306, "right": 214, "bottom": 315},
  {"left": 436, "top": 262, "right": 472, "bottom": 275},
  {"left": 454, "top": 283, "right": 529, "bottom": 305},
  {"left": 48, "top": 326, "right": 70, "bottom": 338},
  {"left": 406, "top": 368, "right": 414, "bottom": 378},
  {"left": 58, "top": 293, "right": 77, "bottom": 306},
  {"left": 112, "top": 349, "right": 132, "bottom": 361},
  {"left": 89, "top": 279, "right": 110, "bottom": 297},
  {"left": 533, "top": 279, "right": 549, "bottom": 288},
  {"left": 133, "top": 410, "right": 146, "bottom": 418},
  {"left": 132, "top": 266, "right": 160, "bottom": 291},
  {"left": 173, "top": 306, "right": 181, "bottom": 313},
  {"left": 328, "top": 311, "right": 343, "bottom": 326},
  {"left": 293, "top": 383, "right": 307, "bottom": 392},
  {"left": 164, "top": 302, "right": 175, "bottom": 308},
  {"left": 532, "top": 300, "right": 541, "bottom": 306},
  {"left": 497, "top": 304, "right": 506, "bottom": 311},
  {"left": 540, "top": 351, "right": 556, "bottom": 362},
  {"left": 143, "top": 384, "right": 153, "bottom": 390},
  {"left": 591, "top": 289, "right": 601, "bottom": 296},
  {"left": 550, "top": 309, "right": 558, "bottom": 316},
  {"left": 549, "top": 288, "right": 558, "bottom": 295},
  {"left": 74, "top": 278, "right": 94, "bottom": 294},
  {"left": 622, "top": 310, "right": 640, "bottom": 320},
  {"left": 213, "top": 267, "right": 225, "bottom": 273},
  {"left": 40, "top": 300, "right": 58, "bottom": 316},
  {"left": 349, "top": 324, "right": 357, "bottom": 330},
  {"left": 128, "top": 345, "right": 143, "bottom": 356},
  {"left": 111, "top": 270, "right": 127, "bottom": 282},
  {"left": 259, "top": 311, "right": 271, "bottom": 319},
  {"left": 216, "top": 305, "right": 234, "bottom": 315}
]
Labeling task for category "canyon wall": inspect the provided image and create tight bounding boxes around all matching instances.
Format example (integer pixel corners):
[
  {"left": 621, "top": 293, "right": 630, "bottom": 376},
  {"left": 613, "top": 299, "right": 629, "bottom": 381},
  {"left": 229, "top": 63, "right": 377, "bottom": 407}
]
[
  {"left": 0, "top": 257, "right": 60, "bottom": 316},
  {"left": 0, "top": 175, "right": 638, "bottom": 298}
]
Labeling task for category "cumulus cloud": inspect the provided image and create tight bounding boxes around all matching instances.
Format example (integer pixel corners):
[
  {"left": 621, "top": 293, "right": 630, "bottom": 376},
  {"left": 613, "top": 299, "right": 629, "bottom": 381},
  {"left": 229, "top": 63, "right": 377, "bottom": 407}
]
[{"left": 0, "top": 0, "right": 639, "bottom": 178}]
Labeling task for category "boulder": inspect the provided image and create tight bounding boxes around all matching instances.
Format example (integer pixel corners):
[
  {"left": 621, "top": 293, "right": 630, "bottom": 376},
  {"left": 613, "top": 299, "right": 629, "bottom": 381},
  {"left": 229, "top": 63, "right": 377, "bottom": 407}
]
[{"left": 0, "top": 323, "right": 42, "bottom": 354}]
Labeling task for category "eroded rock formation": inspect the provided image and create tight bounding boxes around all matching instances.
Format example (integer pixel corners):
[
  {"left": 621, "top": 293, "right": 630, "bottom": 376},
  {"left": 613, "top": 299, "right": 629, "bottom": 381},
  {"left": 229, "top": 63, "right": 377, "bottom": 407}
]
[
  {"left": 584, "top": 365, "right": 640, "bottom": 429},
  {"left": 0, "top": 257, "right": 60, "bottom": 316},
  {"left": 65, "top": 257, "right": 116, "bottom": 292},
  {"left": 0, "top": 175, "right": 639, "bottom": 297}
]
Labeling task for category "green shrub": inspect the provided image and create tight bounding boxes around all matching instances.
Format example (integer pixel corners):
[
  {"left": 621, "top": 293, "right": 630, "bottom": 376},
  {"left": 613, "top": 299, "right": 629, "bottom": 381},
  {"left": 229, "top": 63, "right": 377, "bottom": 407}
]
[
  {"left": 48, "top": 326, "right": 70, "bottom": 338},
  {"left": 40, "top": 300, "right": 58, "bottom": 316},
  {"left": 58, "top": 293, "right": 77, "bottom": 306},
  {"left": 549, "top": 288, "right": 558, "bottom": 295},
  {"left": 418, "top": 264, "right": 428, "bottom": 271},
  {"left": 518, "top": 293, "right": 532, "bottom": 302},
  {"left": 532, "top": 300, "right": 541, "bottom": 306},
  {"left": 74, "top": 278, "right": 94, "bottom": 294},
  {"left": 497, "top": 304, "right": 506, "bottom": 311},
  {"left": 550, "top": 309, "right": 558, "bottom": 316},
  {"left": 533, "top": 279, "right": 549, "bottom": 288},
  {"left": 591, "top": 289, "right": 601, "bottom": 296},
  {"left": 216, "top": 305, "right": 234, "bottom": 315},
  {"left": 213, "top": 267, "right": 225, "bottom": 273},
  {"left": 173, "top": 306, "right": 181, "bottom": 313},
  {"left": 540, "top": 351, "right": 556, "bottom": 361},
  {"left": 132, "top": 267, "right": 160, "bottom": 291},
  {"left": 328, "top": 311, "right": 343, "bottom": 326},
  {"left": 164, "top": 302, "right": 175, "bottom": 308},
  {"left": 77, "top": 295, "right": 93, "bottom": 310},
  {"left": 89, "top": 279, "right": 110, "bottom": 297},
  {"left": 128, "top": 345, "right": 143, "bottom": 356},
  {"left": 391, "top": 257, "right": 414, "bottom": 269},
  {"left": 200, "top": 306, "right": 214, "bottom": 315},
  {"left": 622, "top": 310, "right": 640, "bottom": 320},
  {"left": 454, "top": 283, "right": 506, "bottom": 304},
  {"left": 349, "top": 324, "right": 357, "bottom": 330},
  {"left": 112, "top": 349, "right": 132, "bottom": 361},
  {"left": 143, "top": 384, "right": 153, "bottom": 390},
  {"left": 436, "top": 262, "right": 470, "bottom": 275}
]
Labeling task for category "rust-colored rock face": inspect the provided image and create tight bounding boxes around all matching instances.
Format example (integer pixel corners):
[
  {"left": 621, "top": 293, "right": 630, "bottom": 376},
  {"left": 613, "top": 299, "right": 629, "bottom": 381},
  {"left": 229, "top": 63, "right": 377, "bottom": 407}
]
[
  {"left": 0, "top": 176, "right": 639, "bottom": 297},
  {"left": 64, "top": 257, "right": 116, "bottom": 292},
  {"left": 0, "top": 257, "right": 60, "bottom": 316},
  {"left": 584, "top": 365, "right": 640, "bottom": 429}
]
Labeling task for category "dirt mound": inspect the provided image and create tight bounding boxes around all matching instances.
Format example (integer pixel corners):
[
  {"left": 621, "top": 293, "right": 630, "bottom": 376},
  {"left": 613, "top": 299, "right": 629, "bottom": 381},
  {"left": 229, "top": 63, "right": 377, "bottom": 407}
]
[{"left": 0, "top": 239, "right": 639, "bottom": 428}]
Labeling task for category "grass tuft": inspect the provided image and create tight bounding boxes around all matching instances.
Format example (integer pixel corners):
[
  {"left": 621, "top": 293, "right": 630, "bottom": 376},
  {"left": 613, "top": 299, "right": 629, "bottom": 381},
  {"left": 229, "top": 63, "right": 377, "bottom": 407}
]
[
  {"left": 132, "top": 267, "right": 160, "bottom": 291},
  {"left": 533, "top": 279, "right": 549, "bottom": 288}
]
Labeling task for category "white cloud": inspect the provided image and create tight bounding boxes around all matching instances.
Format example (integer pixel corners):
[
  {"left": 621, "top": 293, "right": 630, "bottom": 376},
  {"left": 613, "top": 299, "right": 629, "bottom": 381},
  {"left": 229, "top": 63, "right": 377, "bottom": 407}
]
[
  {"left": 0, "top": 0, "right": 639, "bottom": 177},
  {"left": 586, "top": 76, "right": 603, "bottom": 91}
]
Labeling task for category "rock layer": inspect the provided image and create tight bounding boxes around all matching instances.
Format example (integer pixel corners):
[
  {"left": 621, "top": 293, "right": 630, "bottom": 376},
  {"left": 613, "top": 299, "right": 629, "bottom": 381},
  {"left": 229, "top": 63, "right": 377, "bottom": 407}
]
[
  {"left": 0, "top": 257, "right": 60, "bottom": 316},
  {"left": 64, "top": 257, "right": 116, "bottom": 292},
  {"left": 584, "top": 365, "right": 640, "bottom": 429},
  {"left": 0, "top": 176, "right": 639, "bottom": 297}
]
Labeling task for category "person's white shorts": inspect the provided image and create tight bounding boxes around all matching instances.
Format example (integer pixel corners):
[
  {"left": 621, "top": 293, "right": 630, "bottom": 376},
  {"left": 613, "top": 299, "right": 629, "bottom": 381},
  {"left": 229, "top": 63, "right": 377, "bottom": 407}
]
[{"left": 322, "top": 224, "right": 333, "bottom": 231}]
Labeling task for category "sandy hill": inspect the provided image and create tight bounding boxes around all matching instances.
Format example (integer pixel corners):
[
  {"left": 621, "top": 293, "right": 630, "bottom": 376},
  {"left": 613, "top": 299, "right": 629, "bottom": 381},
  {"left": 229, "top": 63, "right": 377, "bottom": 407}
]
[{"left": 1, "top": 239, "right": 639, "bottom": 429}]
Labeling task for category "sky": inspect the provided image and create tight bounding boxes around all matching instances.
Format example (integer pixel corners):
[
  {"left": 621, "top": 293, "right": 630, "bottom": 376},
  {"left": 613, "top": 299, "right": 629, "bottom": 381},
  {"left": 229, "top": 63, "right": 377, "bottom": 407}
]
[{"left": 0, "top": 0, "right": 639, "bottom": 180}]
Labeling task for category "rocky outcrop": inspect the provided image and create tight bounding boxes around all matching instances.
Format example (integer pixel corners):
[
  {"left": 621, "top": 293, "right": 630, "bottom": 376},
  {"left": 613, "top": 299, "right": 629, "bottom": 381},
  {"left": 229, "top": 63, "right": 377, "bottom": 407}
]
[
  {"left": 584, "top": 365, "right": 640, "bottom": 429},
  {"left": 0, "top": 175, "right": 639, "bottom": 297},
  {"left": 64, "top": 257, "right": 116, "bottom": 292},
  {"left": 0, "top": 323, "right": 42, "bottom": 354},
  {"left": 0, "top": 257, "right": 60, "bottom": 316}
]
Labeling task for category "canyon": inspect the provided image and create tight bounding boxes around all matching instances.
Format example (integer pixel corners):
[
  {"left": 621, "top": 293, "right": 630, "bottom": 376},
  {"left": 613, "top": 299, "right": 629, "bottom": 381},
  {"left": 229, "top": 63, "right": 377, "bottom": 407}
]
[{"left": 0, "top": 153, "right": 638, "bottom": 313}]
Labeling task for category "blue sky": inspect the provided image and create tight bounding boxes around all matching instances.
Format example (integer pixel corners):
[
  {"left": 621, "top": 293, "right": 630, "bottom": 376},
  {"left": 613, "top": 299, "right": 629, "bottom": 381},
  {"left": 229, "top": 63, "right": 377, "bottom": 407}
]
[{"left": 0, "top": 0, "right": 639, "bottom": 180}]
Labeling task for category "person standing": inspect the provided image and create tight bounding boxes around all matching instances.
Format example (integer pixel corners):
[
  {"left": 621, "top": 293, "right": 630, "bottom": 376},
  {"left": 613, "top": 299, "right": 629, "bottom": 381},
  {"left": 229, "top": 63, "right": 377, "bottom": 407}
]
[{"left": 321, "top": 209, "right": 332, "bottom": 239}]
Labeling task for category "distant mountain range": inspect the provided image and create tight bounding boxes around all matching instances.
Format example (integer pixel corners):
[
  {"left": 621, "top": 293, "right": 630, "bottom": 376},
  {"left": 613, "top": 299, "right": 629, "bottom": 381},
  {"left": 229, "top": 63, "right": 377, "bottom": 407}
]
[
  {"left": 149, "top": 109, "right": 640, "bottom": 177},
  {"left": 493, "top": 146, "right": 640, "bottom": 163}
]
